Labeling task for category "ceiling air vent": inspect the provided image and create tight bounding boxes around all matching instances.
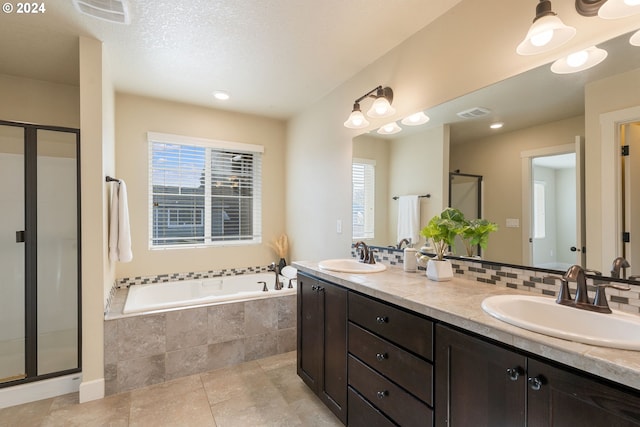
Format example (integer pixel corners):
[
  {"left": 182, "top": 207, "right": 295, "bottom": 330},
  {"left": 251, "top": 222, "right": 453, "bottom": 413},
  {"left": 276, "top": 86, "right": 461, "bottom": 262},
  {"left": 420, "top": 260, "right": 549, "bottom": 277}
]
[
  {"left": 456, "top": 107, "right": 491, "bottom": 119},
  {"left": 72, "top": 0, "right": 130, "bottom": 24}
]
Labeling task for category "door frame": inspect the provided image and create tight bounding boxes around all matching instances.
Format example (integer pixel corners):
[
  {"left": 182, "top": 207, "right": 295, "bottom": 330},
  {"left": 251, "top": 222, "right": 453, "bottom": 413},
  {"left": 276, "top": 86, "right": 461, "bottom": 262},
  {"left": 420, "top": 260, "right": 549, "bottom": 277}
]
[
  {"left": 600, "top": 106, "right": 640, "bottom": 272},
  {"left": 521, "top": 139, "right": 584, "bottom": 267}
]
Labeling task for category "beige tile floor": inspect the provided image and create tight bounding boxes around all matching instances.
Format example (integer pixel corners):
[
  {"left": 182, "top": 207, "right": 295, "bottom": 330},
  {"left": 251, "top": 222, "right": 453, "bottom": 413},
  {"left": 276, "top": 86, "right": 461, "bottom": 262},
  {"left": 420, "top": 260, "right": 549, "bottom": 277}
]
[{"left": 0, "top": 351, "right": 343, "bottom": 427}]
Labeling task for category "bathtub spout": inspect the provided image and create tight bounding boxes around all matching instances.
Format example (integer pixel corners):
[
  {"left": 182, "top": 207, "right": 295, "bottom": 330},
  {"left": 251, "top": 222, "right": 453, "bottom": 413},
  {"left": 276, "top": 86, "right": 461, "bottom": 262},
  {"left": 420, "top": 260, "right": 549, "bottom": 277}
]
[
  {"left": 259, "top": 281, "right": 268, "bottom": 292},
  {"left": 268, "top": 262, "right": 282, "bottom": 290}
]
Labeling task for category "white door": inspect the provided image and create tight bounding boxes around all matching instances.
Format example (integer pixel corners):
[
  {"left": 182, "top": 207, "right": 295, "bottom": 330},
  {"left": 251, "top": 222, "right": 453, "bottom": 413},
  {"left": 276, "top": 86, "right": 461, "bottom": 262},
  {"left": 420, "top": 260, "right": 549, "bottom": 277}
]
[{"left": 522, "top": 137, "right": 585, "bottom": 269}]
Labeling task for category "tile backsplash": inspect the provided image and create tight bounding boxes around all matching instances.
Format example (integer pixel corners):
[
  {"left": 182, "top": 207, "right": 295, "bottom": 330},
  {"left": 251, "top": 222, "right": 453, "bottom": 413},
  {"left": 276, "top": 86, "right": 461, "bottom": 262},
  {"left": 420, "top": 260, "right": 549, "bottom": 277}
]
[{"left": 356, "top": 245, "right": 640, "bottom": 315}]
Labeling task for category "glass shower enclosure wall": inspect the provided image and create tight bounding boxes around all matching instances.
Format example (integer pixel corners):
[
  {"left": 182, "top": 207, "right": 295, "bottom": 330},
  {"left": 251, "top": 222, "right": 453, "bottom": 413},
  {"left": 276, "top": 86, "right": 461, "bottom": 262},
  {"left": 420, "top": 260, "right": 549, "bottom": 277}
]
[{"left": 0, "top": 120, "right": 81, "bottom": 386}]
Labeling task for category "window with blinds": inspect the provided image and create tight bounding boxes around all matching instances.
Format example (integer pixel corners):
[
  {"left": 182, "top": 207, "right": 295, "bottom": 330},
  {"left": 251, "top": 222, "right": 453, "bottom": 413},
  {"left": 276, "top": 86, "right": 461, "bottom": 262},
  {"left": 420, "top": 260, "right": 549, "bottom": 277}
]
[
  {"left": 352, "top": 159, "right": 375, "bottom": 240},
  {"left": 148, "top": 132, "right": 263, "bottom": 248}
]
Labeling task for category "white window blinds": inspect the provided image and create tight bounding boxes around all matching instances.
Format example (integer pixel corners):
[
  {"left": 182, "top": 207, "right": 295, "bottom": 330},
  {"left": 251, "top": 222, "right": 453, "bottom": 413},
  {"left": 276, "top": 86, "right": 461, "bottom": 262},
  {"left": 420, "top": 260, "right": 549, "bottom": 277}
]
[
  {"left": 148, "top": 132, "right": 263, "bottom": 249},
  {"left": 352, "top": 158, "right": 375, "bottom": 240}
]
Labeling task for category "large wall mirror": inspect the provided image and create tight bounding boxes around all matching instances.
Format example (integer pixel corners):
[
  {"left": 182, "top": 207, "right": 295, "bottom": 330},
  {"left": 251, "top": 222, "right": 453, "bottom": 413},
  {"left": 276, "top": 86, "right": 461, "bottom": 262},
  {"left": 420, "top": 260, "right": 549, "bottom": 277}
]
[{"left": 352, "top": 30, "right": 640, "bottom": 281}]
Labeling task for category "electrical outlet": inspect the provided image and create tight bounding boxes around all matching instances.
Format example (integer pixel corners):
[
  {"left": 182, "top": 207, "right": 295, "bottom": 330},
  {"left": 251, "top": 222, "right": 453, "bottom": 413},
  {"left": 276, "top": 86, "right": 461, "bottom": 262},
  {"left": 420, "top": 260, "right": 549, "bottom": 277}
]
[{"left": 336, "top": 219, "right": 342, "bottom": 234}]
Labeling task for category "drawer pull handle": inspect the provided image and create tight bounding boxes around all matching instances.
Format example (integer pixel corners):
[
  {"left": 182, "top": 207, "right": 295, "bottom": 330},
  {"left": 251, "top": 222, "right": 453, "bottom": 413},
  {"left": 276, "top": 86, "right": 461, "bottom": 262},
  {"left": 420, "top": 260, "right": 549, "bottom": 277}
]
[
  {"left": 528, "top": 376, "right": 544, "bottom": 391},
  {"left": 377, "top": 390, "right": 388, "bottom": 399},
  {"left": 375, "top": 316, "right": 388, "bottom": 324},
  {"left": 506, "top": 367, "right": 523, "bottom": 381},
  {"left": 376, "top": 352, "right": 388, "bottom": 361}
]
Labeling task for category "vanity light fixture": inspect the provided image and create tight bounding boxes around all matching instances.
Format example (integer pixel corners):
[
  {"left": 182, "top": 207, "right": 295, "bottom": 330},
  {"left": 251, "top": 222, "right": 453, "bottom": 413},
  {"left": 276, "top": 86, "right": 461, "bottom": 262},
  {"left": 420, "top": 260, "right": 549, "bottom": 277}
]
[
  {"left": 550, "top": 46, "right": 608, "bottom": 74},
  {"left": 517, "top": 0, "right": 576, "bottom": 55},
  {"left": 377, "top": 122, "right": 402, "bottom": 135},
  {"left": 631, "top": 29, "right": 640, "bottom": 47},
  {"left": 344, "top": 86, "right": 395, "bottom": 128},
  {"left": 598, "top": 0, "right": 640, "bottom": 19},
  {"left": 401, "top": 111, "right": 430, "bottom": 126}
]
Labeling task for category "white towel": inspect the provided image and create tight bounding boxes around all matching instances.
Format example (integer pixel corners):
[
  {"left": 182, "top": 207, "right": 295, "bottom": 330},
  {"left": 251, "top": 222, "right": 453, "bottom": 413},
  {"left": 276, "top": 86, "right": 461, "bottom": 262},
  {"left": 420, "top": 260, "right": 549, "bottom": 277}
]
[
  {"left": 397, "top": 195, "right": 420, "bottom": 245},
  {"left": 109, "top": 180, "right": 133, "bottom": 263}
]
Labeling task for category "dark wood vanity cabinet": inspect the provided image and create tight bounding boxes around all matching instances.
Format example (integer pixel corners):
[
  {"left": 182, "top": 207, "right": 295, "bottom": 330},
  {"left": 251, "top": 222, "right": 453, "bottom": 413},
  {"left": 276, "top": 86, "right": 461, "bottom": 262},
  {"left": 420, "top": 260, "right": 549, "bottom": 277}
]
[
  {"left": 436, "top": 324, "right": 640, "bottom": 427},
  {"left": 297, "top": 273, "right": 348, "bottom": 424},
  {"left": 347, "top": 292, "right": 434, "bottom": 426}
]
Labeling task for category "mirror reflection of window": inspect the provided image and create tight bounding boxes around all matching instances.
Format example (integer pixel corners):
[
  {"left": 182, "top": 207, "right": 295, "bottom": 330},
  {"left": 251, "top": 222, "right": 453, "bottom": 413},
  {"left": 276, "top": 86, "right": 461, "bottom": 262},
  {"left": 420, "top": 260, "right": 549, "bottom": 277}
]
[
  {"left": 353, "top": 159, "right": 375, "bottom": 240},
  {"left": 533, "top": 181, "right": 546, "bottom": 239}
]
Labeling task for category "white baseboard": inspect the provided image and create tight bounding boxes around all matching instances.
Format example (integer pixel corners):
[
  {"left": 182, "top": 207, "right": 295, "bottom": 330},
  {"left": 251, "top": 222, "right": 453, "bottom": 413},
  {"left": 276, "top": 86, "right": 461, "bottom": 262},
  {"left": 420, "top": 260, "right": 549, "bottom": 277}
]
[
  {"left": 0, "top": 373, "right": 82, "bottom": 409},
  {"left": 79, "top": 378, "right": 105, "bottom": 403}
]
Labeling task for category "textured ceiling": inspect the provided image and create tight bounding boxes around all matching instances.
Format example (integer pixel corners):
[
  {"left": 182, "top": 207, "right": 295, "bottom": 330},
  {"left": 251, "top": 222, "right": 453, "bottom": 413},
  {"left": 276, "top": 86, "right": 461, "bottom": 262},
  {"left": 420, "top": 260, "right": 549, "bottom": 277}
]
[{"left": 0, "top": 0, "right": 463, "bottom": 119}]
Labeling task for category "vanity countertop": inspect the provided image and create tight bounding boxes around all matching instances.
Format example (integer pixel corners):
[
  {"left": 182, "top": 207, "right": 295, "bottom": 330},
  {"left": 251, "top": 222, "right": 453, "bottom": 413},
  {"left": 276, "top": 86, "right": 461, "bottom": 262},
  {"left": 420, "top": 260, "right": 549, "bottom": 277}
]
[{"left": 293, "top": 260, "right": 640, "bottom": 391}]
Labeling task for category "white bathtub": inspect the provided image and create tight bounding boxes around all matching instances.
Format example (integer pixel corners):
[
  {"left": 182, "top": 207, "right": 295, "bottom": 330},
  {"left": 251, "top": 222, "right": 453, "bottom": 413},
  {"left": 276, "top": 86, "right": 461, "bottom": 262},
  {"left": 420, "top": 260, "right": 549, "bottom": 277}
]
[{"left": 122, "top": 272, "right": 296, "bottom": 314}]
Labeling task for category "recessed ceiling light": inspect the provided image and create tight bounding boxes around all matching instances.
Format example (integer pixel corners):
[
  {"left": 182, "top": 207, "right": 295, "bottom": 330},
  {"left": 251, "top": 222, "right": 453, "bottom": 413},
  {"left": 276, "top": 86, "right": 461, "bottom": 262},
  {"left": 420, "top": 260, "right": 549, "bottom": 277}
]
[
  {"left": 401, "top": 111, "right": 430, "bottom": 126},
  {"left": 377, "top": 122, "right": 402, "bottom": 135},
  {"left": 490, "top": 122, "right": 504, "bottom": 129},
  {"left": 213, "top": 90, "right": 230, "bottom": 101}
]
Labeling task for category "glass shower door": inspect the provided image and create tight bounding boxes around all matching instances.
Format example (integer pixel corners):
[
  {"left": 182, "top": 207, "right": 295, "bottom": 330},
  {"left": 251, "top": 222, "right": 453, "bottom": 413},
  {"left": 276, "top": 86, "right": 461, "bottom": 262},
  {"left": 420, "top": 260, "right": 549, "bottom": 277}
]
[
  {"left": 36, "top": 129, "right": 79, "bottom": 375},
  {"left": 0, "top": 125, "right": 26, "bottom": 383}
]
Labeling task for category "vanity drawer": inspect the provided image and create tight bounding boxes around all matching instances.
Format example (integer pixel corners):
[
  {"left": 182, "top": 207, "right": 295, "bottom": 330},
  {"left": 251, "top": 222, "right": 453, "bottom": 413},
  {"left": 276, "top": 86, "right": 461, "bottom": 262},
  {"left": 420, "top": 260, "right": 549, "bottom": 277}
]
[
  {"left": 349, "top": 355, "right": 433, "bottom": 427},
  {"left": 347, "top": 387, "right": 396, "bottom": 427},
  {"left": 348, "top": 291, "right": 433, "bottom": 360},
  {"left": 348, "top": 322, "right": 433, "bottom": 405}
]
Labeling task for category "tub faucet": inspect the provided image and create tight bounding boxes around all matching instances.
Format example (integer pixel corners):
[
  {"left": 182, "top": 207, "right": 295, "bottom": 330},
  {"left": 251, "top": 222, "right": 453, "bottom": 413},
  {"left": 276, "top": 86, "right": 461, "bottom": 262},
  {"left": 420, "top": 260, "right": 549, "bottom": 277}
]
[
  {"left": 268, "top": 262, "right": 282, "bottom": 290},
  {"left": 610, "top": 257, "right": 630, "bottom": 278}
]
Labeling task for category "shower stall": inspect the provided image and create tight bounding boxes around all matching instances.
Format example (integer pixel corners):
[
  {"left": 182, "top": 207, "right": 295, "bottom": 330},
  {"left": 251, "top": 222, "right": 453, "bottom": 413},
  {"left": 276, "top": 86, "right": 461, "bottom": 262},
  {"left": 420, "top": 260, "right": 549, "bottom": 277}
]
[{"left": 0, "top": 120, "right": 81, "bottom": 389}]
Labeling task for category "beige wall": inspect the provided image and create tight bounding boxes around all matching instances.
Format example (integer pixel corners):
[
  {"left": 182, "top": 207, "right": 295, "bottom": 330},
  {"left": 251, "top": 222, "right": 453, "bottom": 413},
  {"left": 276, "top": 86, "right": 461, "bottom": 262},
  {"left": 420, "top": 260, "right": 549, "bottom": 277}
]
[
  {"left": 0, "top": 74, "right": 79, "bottom": 127},
  {"left": 286, "top": 0, "right": 640, "bottom": 262},
  {"left": 114, "top": 93, "right": 287, "bottom": 279},
  {"left": 450, "top": 115, "right": 584, "bottom": 265}
]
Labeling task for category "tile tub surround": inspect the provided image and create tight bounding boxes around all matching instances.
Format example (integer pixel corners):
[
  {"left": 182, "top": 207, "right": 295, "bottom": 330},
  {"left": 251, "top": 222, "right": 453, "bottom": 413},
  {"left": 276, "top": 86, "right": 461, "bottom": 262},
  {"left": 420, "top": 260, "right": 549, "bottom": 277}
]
[
  {"left": 104, "top": 292, "right": 296, "bottom": 395},
  {"left": 355, "top": 246, "right": 640, "bottom": 314},
  {"left": 294, "top": 260, "right": 640, "bottom": 391}
]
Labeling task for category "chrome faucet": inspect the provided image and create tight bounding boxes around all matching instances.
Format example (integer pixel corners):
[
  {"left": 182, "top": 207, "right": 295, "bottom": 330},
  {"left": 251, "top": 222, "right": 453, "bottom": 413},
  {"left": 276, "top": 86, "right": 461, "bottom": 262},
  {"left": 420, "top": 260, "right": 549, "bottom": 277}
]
[
  {"left": 268, "top": 262, "right": 282, "bottom": 290},
  {"left": 610, "top": 256, "right": 630, "bottom": 278},
  {"left": 354, "top": 241, "right": 376, "bottom": 264},
  {"left": 396, "top": 238, "right": 411, "bottom": 250}
]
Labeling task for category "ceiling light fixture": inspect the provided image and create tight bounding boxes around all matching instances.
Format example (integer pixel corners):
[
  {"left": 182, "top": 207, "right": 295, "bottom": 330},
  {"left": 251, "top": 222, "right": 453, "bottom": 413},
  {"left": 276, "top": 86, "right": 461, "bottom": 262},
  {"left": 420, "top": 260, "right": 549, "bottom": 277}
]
[
  {"left": 598, "top": 0, "right": 640, "bottom": 19},
  {"left": 377, "top": 122, "right": 402, "bottom": 135},
  {"left": 490, "top": 122, "right": 504, "bottom": 129},
  {"left": 344, "top": 86, "right": 395, "bottom": 128},
  {"left": 213, "top": 90, "right": 230, "bottom": 101},
  {"left": 401, "top": 111, "right": 430, "bottom": 126},
  {"left": 517, "top": 0, "right": 576, "bottom": 55},
  {"left": 631, "top": 29, "right": 640, "bottom": 46},
  {"left": 550, "top": 46, "right": 608, "bottom": 73}
]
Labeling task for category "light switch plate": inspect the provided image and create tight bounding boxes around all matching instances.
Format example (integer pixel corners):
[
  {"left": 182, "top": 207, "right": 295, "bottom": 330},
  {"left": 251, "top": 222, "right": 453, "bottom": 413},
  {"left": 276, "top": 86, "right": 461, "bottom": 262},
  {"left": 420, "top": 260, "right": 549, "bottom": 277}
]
[{"left": 506, "top": 218, "right": 520, "bottom": 228}]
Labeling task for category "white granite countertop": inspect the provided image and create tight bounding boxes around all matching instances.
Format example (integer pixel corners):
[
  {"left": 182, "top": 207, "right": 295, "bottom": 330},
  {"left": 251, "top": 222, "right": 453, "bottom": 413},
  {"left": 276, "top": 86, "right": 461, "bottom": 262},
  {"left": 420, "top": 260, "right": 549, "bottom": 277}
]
[{"left": 293, "top": 260, "right": 640, "bottom": 391}]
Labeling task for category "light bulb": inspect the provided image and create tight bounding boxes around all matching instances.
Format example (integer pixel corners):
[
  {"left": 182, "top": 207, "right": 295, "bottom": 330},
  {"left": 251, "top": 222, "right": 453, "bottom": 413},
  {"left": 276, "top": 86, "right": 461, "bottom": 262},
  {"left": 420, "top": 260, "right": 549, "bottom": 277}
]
[
  {"left": 566, "top": 50, "right": 589, "bottom": 68},
  {"left": 625, "top": 0, "right": 640, "bottom": 6},
  {"left": 531, "top": 30, "right": 553, "bottom": 47}
]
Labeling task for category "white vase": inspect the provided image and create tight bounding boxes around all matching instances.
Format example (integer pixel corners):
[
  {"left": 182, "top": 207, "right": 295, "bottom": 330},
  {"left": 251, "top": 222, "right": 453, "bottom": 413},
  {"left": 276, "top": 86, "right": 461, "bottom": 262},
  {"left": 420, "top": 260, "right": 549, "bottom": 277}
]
[{"left": 426, "top": 259, "right": 453, "bottom": 282}]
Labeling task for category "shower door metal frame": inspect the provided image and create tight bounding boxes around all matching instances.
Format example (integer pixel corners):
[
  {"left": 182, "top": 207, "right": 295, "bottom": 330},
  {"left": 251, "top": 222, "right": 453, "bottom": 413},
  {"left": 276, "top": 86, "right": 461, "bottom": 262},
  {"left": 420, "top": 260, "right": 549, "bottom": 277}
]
[{"left": 0, "top": 119, "right": 82, "bottom": 388}]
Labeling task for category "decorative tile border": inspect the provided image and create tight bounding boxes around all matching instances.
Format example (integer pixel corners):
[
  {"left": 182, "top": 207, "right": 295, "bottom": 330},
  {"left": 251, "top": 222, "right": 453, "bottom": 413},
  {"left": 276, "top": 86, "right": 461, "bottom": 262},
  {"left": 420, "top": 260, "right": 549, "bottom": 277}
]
[{"left": 355, "top": 245, "right": 640, "bottom": 315}]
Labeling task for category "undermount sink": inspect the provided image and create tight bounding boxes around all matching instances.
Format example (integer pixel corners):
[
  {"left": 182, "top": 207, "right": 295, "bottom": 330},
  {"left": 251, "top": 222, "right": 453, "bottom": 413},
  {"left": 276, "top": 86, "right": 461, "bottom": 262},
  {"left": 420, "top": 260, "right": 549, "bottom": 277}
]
[
  {"left": 482, "top": 294, "right": 640, "bottom": 350},
  {"left": 318, "top": 258, "right": 387, "bottom": 274}
]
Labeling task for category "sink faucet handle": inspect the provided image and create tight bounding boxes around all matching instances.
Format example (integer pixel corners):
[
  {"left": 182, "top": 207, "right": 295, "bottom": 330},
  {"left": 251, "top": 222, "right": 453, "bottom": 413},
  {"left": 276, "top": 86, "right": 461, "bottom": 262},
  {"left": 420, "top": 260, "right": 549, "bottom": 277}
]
[
  {"left": 545, "top": 275, "right": 572, "bottom": 305},
  {"left": 593, "top": 283, "right": 631, "bottom": 313}
]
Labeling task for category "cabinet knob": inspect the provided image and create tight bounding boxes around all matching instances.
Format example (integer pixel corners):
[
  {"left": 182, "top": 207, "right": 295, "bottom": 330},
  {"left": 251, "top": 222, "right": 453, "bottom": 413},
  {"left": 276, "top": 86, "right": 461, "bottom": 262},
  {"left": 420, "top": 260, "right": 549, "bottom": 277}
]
[
  {"left": 376, "top": 352, "right": 388, "bottom": 361},
  {"left": 528, "top": 376, "right": 544, "bottom": 391},
  {"left": 506, "top": 367, "right": 523, "bottom": 381},
  {"left": 376, "top": 390, "right": 388, "bottom": 399},
  {"left": 376, "top": 316, "right": 388, "bottom": 324}
]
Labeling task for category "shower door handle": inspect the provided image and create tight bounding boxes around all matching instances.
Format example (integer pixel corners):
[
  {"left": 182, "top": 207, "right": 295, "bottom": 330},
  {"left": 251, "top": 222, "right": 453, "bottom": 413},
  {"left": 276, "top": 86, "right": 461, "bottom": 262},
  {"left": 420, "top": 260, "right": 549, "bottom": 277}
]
[{"left": 16, "top": 230, "right": 25, "bottom": 243}]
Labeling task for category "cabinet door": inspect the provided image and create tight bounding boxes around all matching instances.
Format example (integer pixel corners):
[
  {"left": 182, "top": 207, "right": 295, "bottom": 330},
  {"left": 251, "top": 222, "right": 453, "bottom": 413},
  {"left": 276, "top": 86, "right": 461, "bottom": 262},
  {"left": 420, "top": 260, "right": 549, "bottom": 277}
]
[
  {"left": 297, "top": 274, "right": 322, "bottom": 390},
  {"left": 320, "top": 280, "right": 348, "bottom": 423},
  {"left": 527, "top": 358, "right": 640, "bottom": 427},
  {"left": 435, "top": 325, "right": 526, "bottom": 427}
]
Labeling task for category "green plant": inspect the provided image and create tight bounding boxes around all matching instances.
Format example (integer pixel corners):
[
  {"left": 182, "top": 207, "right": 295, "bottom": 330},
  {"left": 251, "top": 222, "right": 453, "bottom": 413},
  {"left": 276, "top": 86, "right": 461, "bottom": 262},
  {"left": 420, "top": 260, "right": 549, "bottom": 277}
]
[
  {"left": 420, "top": 208, "right": 465, "bottom": 261},
  {"left": 459, "top": 218, "right": 498, "bottom": 257}
]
